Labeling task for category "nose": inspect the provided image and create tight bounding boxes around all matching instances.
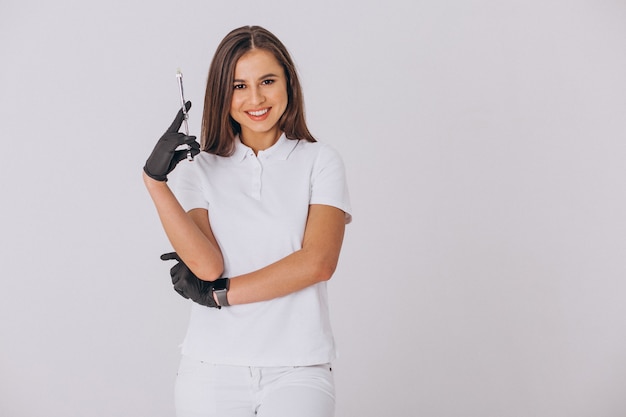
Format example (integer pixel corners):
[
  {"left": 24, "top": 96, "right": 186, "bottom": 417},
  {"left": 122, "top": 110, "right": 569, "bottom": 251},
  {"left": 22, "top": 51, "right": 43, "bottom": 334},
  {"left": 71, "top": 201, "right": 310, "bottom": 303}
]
[{"left": 249, "top": 86, "right": 266, "bottom": 105}]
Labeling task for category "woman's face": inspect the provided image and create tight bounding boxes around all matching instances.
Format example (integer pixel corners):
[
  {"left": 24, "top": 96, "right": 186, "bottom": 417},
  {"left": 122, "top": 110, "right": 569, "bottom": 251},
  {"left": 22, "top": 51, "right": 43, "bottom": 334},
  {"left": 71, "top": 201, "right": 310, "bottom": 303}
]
[{"left": 230, "top": 48, "right": 288, "bottom": 145}]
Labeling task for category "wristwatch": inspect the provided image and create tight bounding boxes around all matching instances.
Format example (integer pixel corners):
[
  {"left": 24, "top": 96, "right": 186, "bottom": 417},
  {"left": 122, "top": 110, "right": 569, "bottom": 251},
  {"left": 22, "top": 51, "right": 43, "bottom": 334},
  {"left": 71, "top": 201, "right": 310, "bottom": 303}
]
[{"left": 213, "top": 278, "right": 230, "bottom": 307}]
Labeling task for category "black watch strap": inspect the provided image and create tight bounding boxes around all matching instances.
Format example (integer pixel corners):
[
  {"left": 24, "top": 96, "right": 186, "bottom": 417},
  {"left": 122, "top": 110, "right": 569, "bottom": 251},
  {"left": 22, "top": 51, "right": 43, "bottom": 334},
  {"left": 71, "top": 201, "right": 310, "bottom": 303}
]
[{"left": 213, "top": 278, "right": 230, "bottom": 307}]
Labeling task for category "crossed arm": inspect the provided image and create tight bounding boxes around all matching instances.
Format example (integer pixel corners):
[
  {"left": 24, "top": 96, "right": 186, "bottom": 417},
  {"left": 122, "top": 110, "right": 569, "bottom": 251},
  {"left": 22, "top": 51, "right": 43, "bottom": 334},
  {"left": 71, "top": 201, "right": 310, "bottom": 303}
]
[{"left": 144, "top": 172, "right": 346, "bottom": 305}]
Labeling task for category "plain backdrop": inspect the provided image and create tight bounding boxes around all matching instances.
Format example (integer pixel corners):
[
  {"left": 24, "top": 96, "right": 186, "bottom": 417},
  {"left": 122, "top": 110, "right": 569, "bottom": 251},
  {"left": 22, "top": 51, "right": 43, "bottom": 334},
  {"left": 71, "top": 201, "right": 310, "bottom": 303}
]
[{"left": 1, "top": 0, "right": 626, "bottom": 416}]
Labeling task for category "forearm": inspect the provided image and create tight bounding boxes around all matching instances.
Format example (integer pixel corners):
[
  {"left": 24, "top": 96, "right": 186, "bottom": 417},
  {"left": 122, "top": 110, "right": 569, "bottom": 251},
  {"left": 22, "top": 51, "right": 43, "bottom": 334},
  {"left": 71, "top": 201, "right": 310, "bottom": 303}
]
[
  {"left": 226, "top": 204, "right": 345, "bottom": 305},
  {"left": 227, "top": 248, "right": 336, "bottom": 305},
  {"left": 144, "top": 172, "right": 223, "bottom": 280}
]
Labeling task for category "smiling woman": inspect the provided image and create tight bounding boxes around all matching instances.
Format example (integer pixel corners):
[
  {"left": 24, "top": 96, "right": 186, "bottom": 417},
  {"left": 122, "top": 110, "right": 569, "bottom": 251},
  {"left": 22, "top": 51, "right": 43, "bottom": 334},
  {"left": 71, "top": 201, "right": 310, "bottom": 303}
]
[
  {"left": 200, "top": 26, "right": 316, "bottom": 157},
  {"left": 229, "top": 49, "right": 289, "bottom": 153},
  {"left": 142, "top": 25, "right": 352, "bottom": 417}
]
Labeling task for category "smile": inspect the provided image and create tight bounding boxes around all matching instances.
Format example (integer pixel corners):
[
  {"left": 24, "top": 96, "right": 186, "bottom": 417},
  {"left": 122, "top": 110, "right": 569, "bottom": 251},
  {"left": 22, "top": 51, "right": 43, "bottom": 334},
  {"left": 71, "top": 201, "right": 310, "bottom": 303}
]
[{"left": 246, "top": 108, "right": 269, "bottom": 117}]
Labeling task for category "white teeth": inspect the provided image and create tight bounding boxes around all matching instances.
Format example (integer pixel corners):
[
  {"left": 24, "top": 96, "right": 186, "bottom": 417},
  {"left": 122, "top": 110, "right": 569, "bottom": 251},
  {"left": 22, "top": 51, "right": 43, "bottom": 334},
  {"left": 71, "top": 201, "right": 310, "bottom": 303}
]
[{"left": 248, "top": 108, "right": 268, "bottom": 116}]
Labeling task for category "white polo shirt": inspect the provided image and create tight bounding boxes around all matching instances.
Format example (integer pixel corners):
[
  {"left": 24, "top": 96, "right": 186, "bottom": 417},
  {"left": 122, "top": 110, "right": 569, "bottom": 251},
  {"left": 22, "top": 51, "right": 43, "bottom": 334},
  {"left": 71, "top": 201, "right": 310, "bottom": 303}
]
[{"left": 172, "top": 134, "right": 352, "bottom": 366}]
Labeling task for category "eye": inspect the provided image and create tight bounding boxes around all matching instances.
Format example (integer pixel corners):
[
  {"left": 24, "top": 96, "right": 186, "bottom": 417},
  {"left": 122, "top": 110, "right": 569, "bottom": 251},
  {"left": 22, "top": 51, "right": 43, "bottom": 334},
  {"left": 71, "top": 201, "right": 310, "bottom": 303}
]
[
  {"left": 261, "top": 79, "right": 275, "bottom": 86},
  {"left": 233, "top": 83, "right": 246, "bottom": 90}
]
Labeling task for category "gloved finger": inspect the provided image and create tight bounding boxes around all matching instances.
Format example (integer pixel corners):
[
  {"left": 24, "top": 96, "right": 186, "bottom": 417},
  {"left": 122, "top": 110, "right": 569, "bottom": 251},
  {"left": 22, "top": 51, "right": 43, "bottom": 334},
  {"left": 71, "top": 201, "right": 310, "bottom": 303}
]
[
  {"left": 160, "top": 252, "right": 180, "bottom": 262},
  {"left": 171, "top": 133, "right": 196, "bottom": 146},
  {"left": 171, "top": 135, "right": 198, "bottom": 150},
  {"left": 183, "top": 136, "right": 199, "bottom": 147},
  {"left": 171, "top": 147, "right": 200, "bottom": 166},
  {"left": 179, "top": 140, "right": 201, "bottom": 158},
  {"left": 173, "top": 276, "right": 191, "bottom": 299},
  {"left": 174, "top": 286, "right": 190, "bottom": 299},
  {"left": 188, "top": 144, "right": 201, "bottom": 157},
  {"left": 170, "top": 262, "right": 182, "bottom": 275},
  {"left": 166, "top": 101, "right": 192, "bottom": 134},
  {"left": 160, "top": 132, "right": 192, "bottom": 148},
  {"left": 170, "top": 263, "right": 183, "bottom": 284}
]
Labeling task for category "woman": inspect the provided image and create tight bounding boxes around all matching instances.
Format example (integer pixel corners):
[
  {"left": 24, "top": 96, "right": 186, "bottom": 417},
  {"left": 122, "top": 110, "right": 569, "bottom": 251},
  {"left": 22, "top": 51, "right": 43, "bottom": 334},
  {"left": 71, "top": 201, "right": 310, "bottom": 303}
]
[{"left": 143, "top": 25, "right": 351, "bottom": 417}]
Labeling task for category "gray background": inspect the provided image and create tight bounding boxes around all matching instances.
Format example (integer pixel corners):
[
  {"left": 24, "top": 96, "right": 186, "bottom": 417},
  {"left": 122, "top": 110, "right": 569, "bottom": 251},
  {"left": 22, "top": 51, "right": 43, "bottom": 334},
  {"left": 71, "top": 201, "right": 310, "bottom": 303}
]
[{"left": 1, "top": 0, "right": 626, "bottom": 416}]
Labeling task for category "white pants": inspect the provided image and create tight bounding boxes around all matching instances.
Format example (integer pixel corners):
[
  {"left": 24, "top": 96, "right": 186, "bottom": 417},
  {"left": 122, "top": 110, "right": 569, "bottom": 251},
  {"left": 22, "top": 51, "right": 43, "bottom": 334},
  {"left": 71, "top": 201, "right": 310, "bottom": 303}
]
[{"left": 175, "top": 355, "right": 335, "bottom": 417}]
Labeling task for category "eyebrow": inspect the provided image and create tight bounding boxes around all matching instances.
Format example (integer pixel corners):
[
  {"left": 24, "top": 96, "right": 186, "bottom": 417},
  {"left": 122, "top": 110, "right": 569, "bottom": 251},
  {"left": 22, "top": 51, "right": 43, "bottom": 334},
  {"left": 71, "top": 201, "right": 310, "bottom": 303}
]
[{"left": 233, "top": 73, "right": 280, "bottom": 83}]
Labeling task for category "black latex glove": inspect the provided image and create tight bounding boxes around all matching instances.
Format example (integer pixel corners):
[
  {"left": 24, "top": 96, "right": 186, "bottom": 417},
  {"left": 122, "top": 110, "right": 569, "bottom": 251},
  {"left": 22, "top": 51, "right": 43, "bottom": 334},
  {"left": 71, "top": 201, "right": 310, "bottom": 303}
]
[
  {"left": 160, "top": 252, "right": 220, "bottom": 309},
  {"left": 144, "top": 102, "right": 201, "bottom": 181}
]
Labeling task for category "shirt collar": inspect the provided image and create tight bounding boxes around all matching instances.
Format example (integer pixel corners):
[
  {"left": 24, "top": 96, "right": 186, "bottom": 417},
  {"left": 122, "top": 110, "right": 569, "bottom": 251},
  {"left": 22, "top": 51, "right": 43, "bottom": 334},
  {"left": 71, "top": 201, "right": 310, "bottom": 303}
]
[
  {"left": 233, "top": 133, "right": 299, "bottom": 162},
  {"left": 233, "top": 137, "right": 250, "bottom": 162}
]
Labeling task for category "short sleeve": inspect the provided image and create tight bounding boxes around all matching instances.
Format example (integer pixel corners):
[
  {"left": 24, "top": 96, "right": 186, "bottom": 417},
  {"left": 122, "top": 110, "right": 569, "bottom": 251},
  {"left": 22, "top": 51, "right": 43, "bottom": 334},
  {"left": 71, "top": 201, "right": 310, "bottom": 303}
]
[
  {"left": 310, "top": 144, "right": 352, "bottom": 224},
  {"left": 171, "top": 159, "right": 210, "bottom": 212}
]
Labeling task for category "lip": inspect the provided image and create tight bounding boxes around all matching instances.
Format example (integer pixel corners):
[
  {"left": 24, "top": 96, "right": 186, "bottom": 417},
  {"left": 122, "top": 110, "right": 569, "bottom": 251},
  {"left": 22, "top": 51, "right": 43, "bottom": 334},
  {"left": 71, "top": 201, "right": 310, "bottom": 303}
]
[{"left": 245, "top": 107, "right": 271, "bottom": 121}]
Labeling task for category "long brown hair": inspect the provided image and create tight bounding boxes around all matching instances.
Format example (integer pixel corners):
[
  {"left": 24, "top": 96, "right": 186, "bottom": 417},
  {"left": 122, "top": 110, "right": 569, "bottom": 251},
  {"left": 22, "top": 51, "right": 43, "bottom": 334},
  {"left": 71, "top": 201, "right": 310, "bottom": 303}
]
[{"left": 201, "top": 25, "right": 316, "bottom": 156}]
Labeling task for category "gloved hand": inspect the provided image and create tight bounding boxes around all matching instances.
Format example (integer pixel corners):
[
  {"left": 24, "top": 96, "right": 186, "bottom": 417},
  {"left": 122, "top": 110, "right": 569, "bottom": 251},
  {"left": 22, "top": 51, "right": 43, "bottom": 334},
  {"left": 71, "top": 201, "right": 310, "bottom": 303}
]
[
  {"left": 160, "top": 252, "right": 220, "bottom": 309},
  {"left": 144, "top": 102, "right": 201, "bottom": 181}
]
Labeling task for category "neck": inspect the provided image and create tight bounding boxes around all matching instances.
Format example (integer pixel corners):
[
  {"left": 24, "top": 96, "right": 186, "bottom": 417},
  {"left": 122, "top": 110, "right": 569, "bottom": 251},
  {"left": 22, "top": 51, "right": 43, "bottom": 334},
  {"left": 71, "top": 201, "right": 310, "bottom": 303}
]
[{"left": 241, "top": 129, "right": 282, "bottom": 155}]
